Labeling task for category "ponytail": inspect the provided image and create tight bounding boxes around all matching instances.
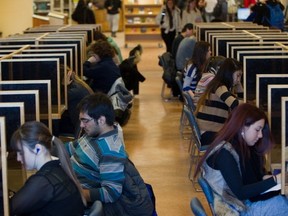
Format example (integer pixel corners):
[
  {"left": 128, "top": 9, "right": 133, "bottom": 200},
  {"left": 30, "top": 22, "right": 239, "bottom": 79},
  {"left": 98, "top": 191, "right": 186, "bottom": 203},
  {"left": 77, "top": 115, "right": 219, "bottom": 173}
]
[{"left": 52, "top": 137, "right": 87, "bottom": 206}]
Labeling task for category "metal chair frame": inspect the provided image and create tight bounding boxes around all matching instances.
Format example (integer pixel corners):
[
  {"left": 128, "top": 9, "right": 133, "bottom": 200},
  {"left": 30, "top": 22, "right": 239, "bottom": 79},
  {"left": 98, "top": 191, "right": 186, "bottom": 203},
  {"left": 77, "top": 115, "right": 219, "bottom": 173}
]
[
  {"left": 183, "top": 105, "right": 208, "bottom": 191},
  {"left": 190, "top": 197, "right": 208, "bottom": 216},
  {"left": 198, "top": 176, "right": 216, "bottom": 216}
]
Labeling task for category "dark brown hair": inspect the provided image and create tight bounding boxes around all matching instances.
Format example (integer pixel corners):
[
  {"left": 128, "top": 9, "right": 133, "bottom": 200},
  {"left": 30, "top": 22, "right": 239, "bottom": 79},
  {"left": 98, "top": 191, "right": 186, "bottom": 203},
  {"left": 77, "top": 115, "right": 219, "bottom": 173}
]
[
  {"left": 87, "top": 39, "right": 115, "bottom": 59},
  {"left": 195, "top": 103, "right": 274, "bottom": 177}
]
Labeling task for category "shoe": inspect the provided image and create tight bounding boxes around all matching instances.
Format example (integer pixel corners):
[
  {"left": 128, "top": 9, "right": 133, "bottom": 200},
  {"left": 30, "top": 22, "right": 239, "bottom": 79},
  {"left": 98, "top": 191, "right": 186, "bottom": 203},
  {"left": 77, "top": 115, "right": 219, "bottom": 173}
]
[{"left": 111, "top": 32, "right": 116, "bottom": 37}]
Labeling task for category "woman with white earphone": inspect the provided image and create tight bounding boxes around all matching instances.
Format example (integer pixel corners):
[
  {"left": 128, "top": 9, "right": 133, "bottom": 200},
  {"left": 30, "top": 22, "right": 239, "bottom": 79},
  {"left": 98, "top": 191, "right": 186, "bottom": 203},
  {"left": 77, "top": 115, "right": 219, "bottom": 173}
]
[
  {"left": 9, "top": 121, "right": 86, "bottom": 216},
  {"left": 195, "top": 103, "right": 288, "bottom": 215}
]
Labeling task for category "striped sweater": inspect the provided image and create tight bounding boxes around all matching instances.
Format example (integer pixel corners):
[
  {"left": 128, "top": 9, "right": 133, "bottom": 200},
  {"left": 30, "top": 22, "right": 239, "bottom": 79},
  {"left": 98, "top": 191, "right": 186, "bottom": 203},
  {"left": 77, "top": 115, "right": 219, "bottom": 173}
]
[
  {"left": 66, "top": 126, "right": 127, "bottom": 203},
  {"left": 183, "top": 63, "right": 199, "bottom": 92},
  {"left": 196, "top": 85, "right": 240, "bottom": 133}
]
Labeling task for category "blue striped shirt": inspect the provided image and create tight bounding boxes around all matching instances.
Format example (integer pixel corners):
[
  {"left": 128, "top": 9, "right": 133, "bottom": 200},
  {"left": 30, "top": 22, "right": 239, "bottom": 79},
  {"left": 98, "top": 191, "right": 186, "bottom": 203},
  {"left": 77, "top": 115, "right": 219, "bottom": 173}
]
[
  {"left": 183, "top": 64, "right": 199, "bottom": 92},
  {"left": 66, "top": 126, "right": 127, "bottom": 203}
]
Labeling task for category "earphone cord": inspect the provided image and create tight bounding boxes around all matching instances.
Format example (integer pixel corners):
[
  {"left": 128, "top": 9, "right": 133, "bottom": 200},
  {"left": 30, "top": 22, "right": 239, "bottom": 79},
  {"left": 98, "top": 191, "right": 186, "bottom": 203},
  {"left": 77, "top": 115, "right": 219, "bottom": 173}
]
[{"left": 33, "top": 153, "right": 37, "bottom": 170}]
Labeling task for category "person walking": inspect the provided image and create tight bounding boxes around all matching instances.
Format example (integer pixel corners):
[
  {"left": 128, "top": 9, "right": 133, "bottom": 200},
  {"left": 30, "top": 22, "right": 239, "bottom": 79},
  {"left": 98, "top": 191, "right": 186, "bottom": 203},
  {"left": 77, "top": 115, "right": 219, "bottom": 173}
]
[{"left": 104, "top": 0, "right": 122, "bottom": 37}]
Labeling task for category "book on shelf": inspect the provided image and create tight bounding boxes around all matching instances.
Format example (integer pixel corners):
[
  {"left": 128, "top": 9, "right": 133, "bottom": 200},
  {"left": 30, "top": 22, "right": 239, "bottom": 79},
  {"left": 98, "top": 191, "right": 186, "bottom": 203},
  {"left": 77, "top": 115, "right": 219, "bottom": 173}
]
[
  {"left": 133, "top": 17, "right": 141, "bottom": 24},
  {"left": 140, "top": 27, "right": 147, "bottom": 33},
  {"left": 127, "top": 8, "right": 134, "bottom": 14},
  {"left": 145, "top": 17, "right": 153, "bottom": 23},
  {"left": 139, "top": 7, "right": 145, "bottom": 14}
]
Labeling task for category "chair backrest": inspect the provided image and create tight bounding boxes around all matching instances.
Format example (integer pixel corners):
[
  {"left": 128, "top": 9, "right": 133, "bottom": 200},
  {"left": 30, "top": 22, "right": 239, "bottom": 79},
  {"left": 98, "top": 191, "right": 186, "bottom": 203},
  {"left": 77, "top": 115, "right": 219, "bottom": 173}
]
[
  {"left": 190, "top": 197, "right": 207, "bottom": 216},
  {"left": 198, "top": 177, "right": 216, "bottom": 216},
  {"left": 182, "top": 90, "right": 196, "bottom": 112},
  {"left": 183, "top": 105, "right": 202, "bottom": 150},
  {"left": 175, "top": 72, "right": 183, "bottom": 92}
]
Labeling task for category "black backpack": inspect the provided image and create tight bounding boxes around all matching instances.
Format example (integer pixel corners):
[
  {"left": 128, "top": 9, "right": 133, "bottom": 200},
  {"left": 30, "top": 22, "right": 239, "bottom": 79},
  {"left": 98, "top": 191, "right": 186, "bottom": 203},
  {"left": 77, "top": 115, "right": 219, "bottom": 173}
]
[
  {"left": 213, "top": 0, "right": 226, "bottom": 18},
  {"left": 159, "top": 52, "right": 177, "bottom": 88}
]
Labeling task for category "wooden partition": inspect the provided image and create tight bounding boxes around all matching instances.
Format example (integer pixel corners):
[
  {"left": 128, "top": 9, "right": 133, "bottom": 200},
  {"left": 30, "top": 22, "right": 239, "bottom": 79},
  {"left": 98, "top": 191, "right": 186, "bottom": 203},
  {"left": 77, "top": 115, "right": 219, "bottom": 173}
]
[
  {"left": 0, "top": 58, "right": 64, "bottom": 119},
  {"left": 0, "top": 81, "right": 52, "bottom": 131},
  {"left": 0, "top": 90, "right": 40, "bottom": 122},
  {"left": 231, "top": 45, "right": 284, "bottom": 59},
  {"left": 0, "top": 117, "right": 9, "bottom": 216},
  {"left": 38, "top": 38, "right": 84, "bottom": 77},
  {"left": 268, "top": 85, "right": 288, "bottom": 143},
  {"left": 237, "top": 50, "right": 288, "bottom": 63},
  {"left": 281, "top": 97, "right": 288, "bottom": 195},
  {"left": 256, "top": 74, "right": 288, "bottom": 110},
  {"left": 226, "top": 41, "right": 288, "bottom": 58},
  {"left": 243, "top": 55, "right": 288, "bottom": 102},
  {"left": 0, "top": 103, "right": 25, "bottom": 149}
]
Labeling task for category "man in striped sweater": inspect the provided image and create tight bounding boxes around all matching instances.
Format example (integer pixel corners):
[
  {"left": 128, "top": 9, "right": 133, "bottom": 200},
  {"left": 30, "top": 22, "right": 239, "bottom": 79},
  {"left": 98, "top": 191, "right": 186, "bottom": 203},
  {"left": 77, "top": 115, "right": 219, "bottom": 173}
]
[{"left": 65, "top": 92, "right": 153, "bottom": 216}]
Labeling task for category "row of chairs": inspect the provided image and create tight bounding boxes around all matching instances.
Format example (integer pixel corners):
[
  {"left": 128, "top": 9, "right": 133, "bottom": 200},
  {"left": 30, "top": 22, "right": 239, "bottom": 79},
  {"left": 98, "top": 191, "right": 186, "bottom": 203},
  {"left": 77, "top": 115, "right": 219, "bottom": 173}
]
[
  {"left": 175, "top": 72, "right": 209, "bottom": 191},
  {"left": 174, "top": 70, "right": 217, "bottom": 215},
  {"left": 175, "top": 73, "right": 218, "bottom": 215}
]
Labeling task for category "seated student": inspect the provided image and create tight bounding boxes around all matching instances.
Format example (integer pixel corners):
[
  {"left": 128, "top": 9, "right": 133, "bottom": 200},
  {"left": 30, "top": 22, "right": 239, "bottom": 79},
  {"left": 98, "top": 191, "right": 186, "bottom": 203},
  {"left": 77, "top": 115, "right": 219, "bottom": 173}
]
[
  {"left": 181, "top": 0, "right": 203, "bottom": 26},
  {"left": 93, "top": 31, "right": 123, "bottom": 65},
  {"left": 119, "top": 44, "right": 145, "bottom": 95},
  {"left": 193, "top": 55, "right": 226, "bottom": 105},
  {"left": 171, "top": 23, "right": 194, "bottom": 60},
  {"left": 182, "top": 41, "right": 211, "bottom": 99},
  {"left": 9, "top": 121, "right": 86, "bottom": 216},
  {"left": 84, "top": 39, "right": 121, "bottom": 94},
  {"left": 195, "top": 58, "right": 243, "bottom": 146},
  {"left": 195, "top": 103, "right": 288, "bottom": 215},
  {"left": 65, "top": 93, "right": 154, "bottom": 215},
  {"left": 60, "top": 67, "right": 94, "bottom": 138}
]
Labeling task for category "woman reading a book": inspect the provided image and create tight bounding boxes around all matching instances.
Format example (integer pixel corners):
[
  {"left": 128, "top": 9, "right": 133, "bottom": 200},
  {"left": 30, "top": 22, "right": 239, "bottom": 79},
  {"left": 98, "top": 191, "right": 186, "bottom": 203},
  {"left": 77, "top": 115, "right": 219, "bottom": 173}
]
[{"left": 195, "top": 103, "right": 288, "bottom": 215}]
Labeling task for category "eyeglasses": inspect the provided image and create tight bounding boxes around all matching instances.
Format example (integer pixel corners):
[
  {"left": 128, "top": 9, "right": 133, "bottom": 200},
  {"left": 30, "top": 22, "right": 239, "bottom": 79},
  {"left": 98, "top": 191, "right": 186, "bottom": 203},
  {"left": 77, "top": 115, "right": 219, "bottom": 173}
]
[{"left": 80, "top": 118, "right": 94, "bottom": 124}]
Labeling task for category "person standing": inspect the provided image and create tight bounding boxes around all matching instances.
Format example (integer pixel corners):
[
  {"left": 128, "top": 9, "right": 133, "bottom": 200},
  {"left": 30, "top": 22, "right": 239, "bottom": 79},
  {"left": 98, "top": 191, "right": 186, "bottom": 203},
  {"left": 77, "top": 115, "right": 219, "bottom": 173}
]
[
  {"left": 181, "top": 0, "right": 204, "bottom": 27},
  {"left": 204, "top": 0, "right": 218, "bottom": 22},
  {"left": 156, "top": 0, "right": 181, "bottom": 53},
  {"left": 104, "top": 0, "right": 122, "bottom": 37},
  {"left": 72, "top": 0, "right": 96, "bottom": 24}
]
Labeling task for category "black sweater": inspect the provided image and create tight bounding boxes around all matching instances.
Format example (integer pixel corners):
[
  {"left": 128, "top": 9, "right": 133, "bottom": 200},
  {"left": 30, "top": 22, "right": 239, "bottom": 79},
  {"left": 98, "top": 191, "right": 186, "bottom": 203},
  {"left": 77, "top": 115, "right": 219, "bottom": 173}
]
[{"left": 207, "top": 147, "right": 278, "bottom": 202}]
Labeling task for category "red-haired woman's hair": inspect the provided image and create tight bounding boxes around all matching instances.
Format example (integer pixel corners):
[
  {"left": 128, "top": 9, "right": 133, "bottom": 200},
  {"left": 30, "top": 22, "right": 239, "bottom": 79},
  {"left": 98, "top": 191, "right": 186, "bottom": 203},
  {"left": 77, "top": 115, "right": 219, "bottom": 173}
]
[{"left": 194, "top": 103, "right": 274, "bottom": 177}]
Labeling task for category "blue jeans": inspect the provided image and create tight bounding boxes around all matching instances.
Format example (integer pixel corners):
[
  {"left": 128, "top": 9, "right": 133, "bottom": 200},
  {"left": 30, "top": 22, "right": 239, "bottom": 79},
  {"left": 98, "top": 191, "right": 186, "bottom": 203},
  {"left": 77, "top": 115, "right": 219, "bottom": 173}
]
[{"left": 241, "top": 195, "right": 288, "bottom": 216}]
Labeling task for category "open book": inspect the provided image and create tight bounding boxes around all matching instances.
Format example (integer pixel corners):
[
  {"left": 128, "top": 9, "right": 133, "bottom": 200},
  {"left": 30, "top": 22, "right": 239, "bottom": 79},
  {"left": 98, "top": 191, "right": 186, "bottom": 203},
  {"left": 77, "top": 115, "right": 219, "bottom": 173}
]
[{"left": 261, "top": 183, "right": 281, "bottom": 194}]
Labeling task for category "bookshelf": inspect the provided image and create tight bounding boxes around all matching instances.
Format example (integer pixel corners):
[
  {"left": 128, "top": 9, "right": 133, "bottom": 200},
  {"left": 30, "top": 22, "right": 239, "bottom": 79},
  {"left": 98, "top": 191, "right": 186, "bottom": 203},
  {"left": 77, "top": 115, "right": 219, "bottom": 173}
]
[
  {"left": 123, "top": 0, "right": 163, "bottom": 47},
  {"left": 33, "top": 0, "right": 51, "bottom": 15}
]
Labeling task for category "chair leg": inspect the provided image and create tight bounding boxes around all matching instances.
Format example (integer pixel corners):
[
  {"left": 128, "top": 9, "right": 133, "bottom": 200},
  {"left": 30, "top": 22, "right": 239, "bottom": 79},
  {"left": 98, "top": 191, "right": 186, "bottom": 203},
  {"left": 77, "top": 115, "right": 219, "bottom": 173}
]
[
  {"left": 161, "top": 81, "right": 178, "bottom": 101},
  {"left": 189, "top": 146, "right": 203, "bottom": 192}
]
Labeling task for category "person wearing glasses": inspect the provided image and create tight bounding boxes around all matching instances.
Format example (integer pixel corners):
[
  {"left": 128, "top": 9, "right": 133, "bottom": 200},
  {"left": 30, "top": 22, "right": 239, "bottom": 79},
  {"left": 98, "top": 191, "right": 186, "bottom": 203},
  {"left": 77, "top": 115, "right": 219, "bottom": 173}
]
[{"left": 65, "top": 93, "right": 153, "bottom": 216}]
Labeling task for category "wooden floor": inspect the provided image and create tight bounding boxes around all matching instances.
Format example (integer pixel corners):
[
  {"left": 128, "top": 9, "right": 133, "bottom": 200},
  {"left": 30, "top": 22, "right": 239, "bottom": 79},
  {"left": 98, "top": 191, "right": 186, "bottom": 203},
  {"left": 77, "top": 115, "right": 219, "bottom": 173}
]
[{"left": 117, "top": 33, "right": 210, "bottom": 215}]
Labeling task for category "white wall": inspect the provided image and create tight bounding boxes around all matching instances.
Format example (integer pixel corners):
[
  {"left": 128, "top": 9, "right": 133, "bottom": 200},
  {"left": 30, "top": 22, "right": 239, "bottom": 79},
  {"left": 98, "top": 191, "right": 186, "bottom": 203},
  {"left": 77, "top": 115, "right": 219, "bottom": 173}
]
[{"left": 0, "top": 0, "right": 33, "bottom": 38}]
